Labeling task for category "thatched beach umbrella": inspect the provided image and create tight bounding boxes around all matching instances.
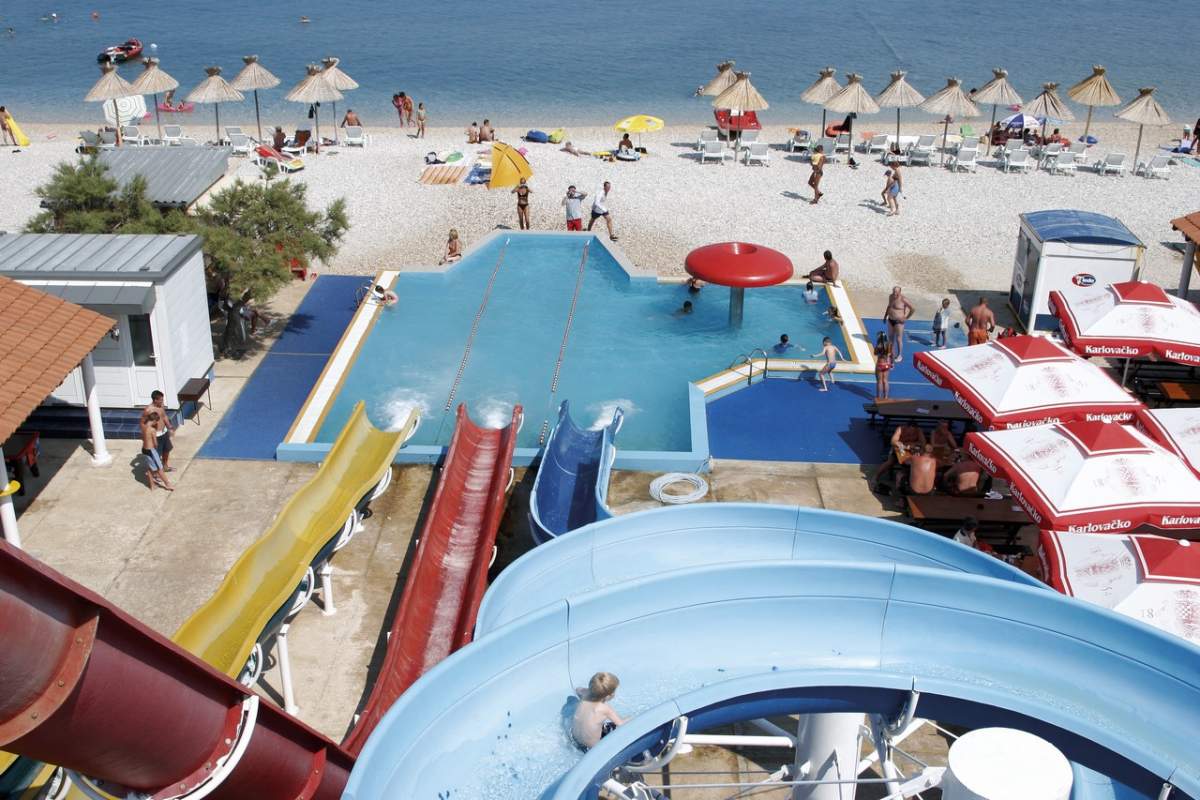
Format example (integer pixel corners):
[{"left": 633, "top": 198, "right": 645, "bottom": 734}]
[
  {"left": 919, "top": 77, "right": 979, "bottom": 164},
  {"left": 801, "top": 67, "right": 841, "bottom": 133},
  {"left": 85, "top": 62, "right": 136, "bottom": 145},
  {"left": 1025, "top": 82, "right": 1074, "bottom": 142},
  {"left": 714, "top": 72, "right": 768, "bottom": 161},
  {"left": 1068, "top": 65, "right": 1121, "bottom": 144},
  {"left": 825, "top": 73, "right": 879, "bottom": 159},
  {"left": 699, "top": 60, "right": 737, "bottom": 98},
  {"left": 130, "top": 57, "right": 178, "bottom": 139},
  {"left": 285, "top": 64, "right": 342, "bottom": 153},
  {"left": 973, "top": 68, "right": 1023, "bottom": 151},
  {"left": 1116, "top": 87, "right": 1170, "bottom": 169},
  {"left": 875, "top": 70, "right": 925, "bottom": 145},
  {"left": 320, "top": 57, "right": 358, "bottom": 144},
  {"left": 186, "top": 66, "right": 244, "bottom": 143},
  {"left": 231, "top": 55, "right": 280, "bottom": 142}
]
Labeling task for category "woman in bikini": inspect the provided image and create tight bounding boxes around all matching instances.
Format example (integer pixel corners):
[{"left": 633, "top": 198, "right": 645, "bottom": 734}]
[
  {"left": 439, "top": 229, "right": 463, "bottom": 264},
  {"left": 873, "top": 332, "right": 893, "bottom": 400},
  {"left": 808, "top": 145, "right": 825, "bottom": 204},
  {"left": 513, "top": 178, "right": 532, "bottom": 230}
]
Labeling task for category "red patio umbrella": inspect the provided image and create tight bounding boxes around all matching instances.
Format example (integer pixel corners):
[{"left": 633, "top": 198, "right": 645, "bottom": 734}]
[
  {"left": 966, "top": 421, "right": 1200, "bottom": 533},
  {"left": 913, "top": 335, "right": 1143, "bottom": 430},
  {"left": 1050, "top": 281, "right": 1200, "bottom": 366}
]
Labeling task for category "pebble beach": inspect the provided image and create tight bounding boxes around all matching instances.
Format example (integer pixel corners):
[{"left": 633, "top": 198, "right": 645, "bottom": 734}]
[{"left": 3, "top": 119, "right": 1197, "bottom": 313}]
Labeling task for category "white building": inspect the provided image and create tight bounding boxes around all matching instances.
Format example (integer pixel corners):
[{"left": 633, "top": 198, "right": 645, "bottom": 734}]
[{"left": 0, "top": 233, "right": 214, "bottom": 409}]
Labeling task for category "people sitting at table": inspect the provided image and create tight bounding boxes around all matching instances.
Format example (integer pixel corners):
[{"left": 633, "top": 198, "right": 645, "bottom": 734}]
[
  {"left": 943, "top": 455, "right": 986, "bottom": 496},
  {"left": 873, "top": 422, "right": 926, "bottom": 492},
  {"left": 953, "top": 516, "right": 994, "bottom": 553},
  {"left": 930, "top": 420, "right": 958, "bottom": 451},
  {"left": 902, "top": 444, "right": 939, "bottom": 496}
]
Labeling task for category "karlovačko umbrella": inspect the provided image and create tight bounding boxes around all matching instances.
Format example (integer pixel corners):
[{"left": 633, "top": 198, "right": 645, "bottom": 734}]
[
  {"left": 1136, "top": 406, "right": 1200, "bottom": 479},
  {"left": 698, "top": 60, "right": 737, "bottom": 98},
  {"left": 1049, "top": 280, "right": 1200, "bottom": 367},
  {"left": 231, "top": 55, "right": 280, "bottom": 143},
  {"left": 85, "top": 62, "right": 137, "bottom": 146},
  {"left": 823, "top": 73, "right": 878, "bottom": 161},
  {"left": 918, "top": 77, "right": 979, "bottom": 165},
  {"left": 965, "top": 421, "right": 1200, "bottom": 533},
  {"left": 1040, "top": 530, "right": 1200, "bottom": 646},
  {"left": 1115, "top": 87, "right": 1171, "bottom": 171},
  {"left": 913, "top": 335, "right": 1142, "bottom": 429},
  {"left": 130, "top": 56, "right": 178, "bottom": 140},
  {"left": 1024, "top": 82, "right": 1074, "bottom": 143},
  {"left": 800, "top": 67, "right": 842, "bottom": 135},
  {"left": 1068, "top": 65, "right": 1121, "bottom": 144},
  {"left": 713, "top": 72, "right": 768, "bottom": 160},
  {"left": 613, "top": 114, "right": 664, "bottom": 150},
  {"left": 285, "top": 64, "right": 343, "bottom": 153},
  {"left": 185, "top": 66, "right": 244, "bottom": 143},
  {"left": 320, "top": 56, "right": 358, "bottom": 145},
  {"left": 874, "top": 70, "right": 925, "bottom": 149},
  {"left": 972, "top": 68, "right": 1023, "bottom": 153},
  {"left": 487, "top": 142, "right": 532, "bottom": 189}
]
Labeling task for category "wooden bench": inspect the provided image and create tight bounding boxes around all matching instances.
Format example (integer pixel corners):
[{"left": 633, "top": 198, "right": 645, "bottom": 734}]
[
  {"left": 177, "top": 376, "right": 213, "bottom": 424},
  {"left": 1156, "top": 380, "right": 1200, "bottom": 407},
  {"left": 905, "top": 494, "right": 1029, "bottom": 544}
]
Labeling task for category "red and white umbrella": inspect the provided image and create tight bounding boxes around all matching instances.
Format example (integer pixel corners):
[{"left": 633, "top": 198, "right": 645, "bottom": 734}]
[
  {"left": 1135, "top": 406, "right": 1200, "bottom": 478},
  {"left": 914, "top": 335, "right": 1142, "bottom": 429},
  {"left": 1040, "top": 530, "right": 1200, "bottom": 645},
  {"left": 1050, "top": 281, "right": 1200, "bottom": 366},
  {"left": 965, "top": 421, "right": 1200, "bottom": 533}
]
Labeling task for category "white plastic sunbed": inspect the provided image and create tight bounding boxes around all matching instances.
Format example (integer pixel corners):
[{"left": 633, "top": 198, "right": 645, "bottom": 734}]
[
  {"left": 162, "top": 125, "right": 184, "bottom": 146},
  {"left": 907, "top": 134, "right": 936, "bottom": 166},
  {"left": 742, "top": 141, "right": 770, "bottom": 166},
  {"left": 1004, "top": 149, "right": 1033, "bottom": 173},
  {"left": 228, "top": 133, "right": 252, "bottom": 156},
  {"left": 700, "top": 138, "right": 729, "bottom": 165},
  {"left": 866, "top": 134, "right": 888, "bottom": 155},
  {"left": 343, "top": 126, "right": 369, "bottom": 147},
  {"left": 786, "top": 130, "right": 810, "bottom": 152},
  {"left": 949, "top": 147, "right": 978, "bottom": 173},
  {"left": 1094, "top": 152, "right": 1127, "bottom": 176},
  {"left": 1050, "top": 151, "right": 1077, "bottom": 176},
  {"left": 697, "top": 128, "right": 719, "bottom": 151},
  {"left": 1136, "top": 154, "right": 1170, "bottom": 179}
]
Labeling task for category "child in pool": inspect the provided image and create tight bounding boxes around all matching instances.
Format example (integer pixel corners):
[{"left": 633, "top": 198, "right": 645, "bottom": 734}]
[{"left": 572, "top": 672, "right": 626, "bottom": 749}]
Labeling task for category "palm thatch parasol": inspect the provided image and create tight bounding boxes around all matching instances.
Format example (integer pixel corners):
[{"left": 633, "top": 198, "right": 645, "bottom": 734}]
[
  {"left": 801, "top": 67, "right": 841, "bottom": 133},
  {"left": 698, "top": 61, "right": 737, "bottom": 97},
  {"left": 285, "top": 64, "right": 343, "bottom": 153},
  {"left": 186, "top": 66, "right": 244, "bottom": 143},
  {"left": 825, "top": 73, "right": 879, "bottom": 159},
  {"left": 1068, "top": 65, "right": 1121, "bottom": 143},
  {"left": 1025, "top": 82, "right": 1075, "bottom": 142},
  {"left": 130, "top": 57, "right": 178, "bottom": 139},
  {"left": 1115, "top": 87, "right": 1171, "bottom": 169},
  {"left": 231, "top": 55, "right": 280, "bottom": 142},
  {"left": 320, "top": 57, "right": 358, "bottom": 144},
  {"left": 875, "top": 70, "right": 925, "bottom": 145},
  {"left": 713, "top": 71, "right": 769, "bottom": 111},
  {"left": 919, "top": 77, "right": 980, "bottom": 164},
  {"left": 972, "top": 68, "right": 1022, "bottom": 151},
  {"left": 85, "top": 62, "right": 137, "bottom": 145}
]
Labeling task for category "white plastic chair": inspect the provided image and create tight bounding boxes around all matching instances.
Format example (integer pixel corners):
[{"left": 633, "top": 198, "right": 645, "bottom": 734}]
[
  {"left": 700, "top": 138, "right": 729, "bottom": 165},
  {"left": 742, "top": 141, "right": 770, "bottom": 166},
  {"left": 1136, "top": 154, "right": 1170, "bottom": 179},
  {"left": 697, "top": 128, "right": 719, "bottom": 150},
  {"left": 1095, "top": 152, "right": 1127, "bottom": 176},
  {"left": 76, "top": 131, "right": 101, "bottom": 152},
  {"left": 950, "top": 147, "right": 978, "bottom": 173},
  {"left": 1004, "top": 149, "right": 1032, "bottom": 173},
  {"left": 343, "top": 126, "right": 368, "bottom": 147}
]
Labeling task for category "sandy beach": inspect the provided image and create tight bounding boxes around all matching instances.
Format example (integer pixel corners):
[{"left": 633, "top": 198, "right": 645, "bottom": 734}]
[{"left": 3, "top": 119, "right": 1196, "bottom": 314}]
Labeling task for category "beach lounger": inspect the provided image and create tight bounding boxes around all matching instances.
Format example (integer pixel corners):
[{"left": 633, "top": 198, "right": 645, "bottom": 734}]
[
  {"left": 866, "top": 134, "right": 888, "bottom": 155},
  {"left": 957, "top": 136, "right": 979, "bottom": 153},
  {"left": 739, "top": 130, "right": 760, "bottom": 146},
  {"left": 162, "top": 125, "right": 184, "bottom": 146},
  {"left": 76, "top": 130, "right": 101, "bottom": 153},
  {"left": 1038, "top": 142, "right": 1062, "bottom": 169},
  {"left": 697, "top": 128, "right": 719, "bottom": 150},
  {"left": 98, "top": 130, "right": 118, "bottom": 149},
  {"left": 228, "top": 133, "right": 252, "bottom": 156},
  {"left": 949, "top": 147, "right": 978, "bottom": 173},
  {"left": 1004, "top": 149, "right": 1032, "bottom": 173},
  {"left": 223, "top": 126, "right": 244, "bottom": 143},
  {"left": 121, "top": 125, "right": 148, "bottom": 145},
  {"left": 254, "top": 144, "right": 305, "bottom": 173},
  {"left": 700, "top": 138, "right": 730, "bottom": 165},
  {"left": 1136, "top": 154, "right": 1170, "bottom": 179},
  {"left": 742, "top": 141, "right": 770, "bottom": 166},
  {"left": 1050, "top": 151, "right": 1076, "bottom": 176},
  {"left": 1002, "top": 139, "right": 1024, "bottom": 156},
  {"left": 343, "top": 126, "right": 369, "bottom": 147},
  {"left": 834, "top": 133, "right": 851, "bottom": 154},
  {"left": 283, "top": 129, "right": 311, "bottom": 156},
  {"left": 907, "top": 134, "right": 936, "bottom": 165},
  {"left": 812, "top": 137, "right": 839, "bottom": 162},
  {"left": 1068, "top": 140, "right": 1088, "bottom": 163},
  {"left": 1094, "top": 152, "right": 1127, "bottom": 176},
  {"left": 786, "top": 129, "right": 810, "bottom": 152}
]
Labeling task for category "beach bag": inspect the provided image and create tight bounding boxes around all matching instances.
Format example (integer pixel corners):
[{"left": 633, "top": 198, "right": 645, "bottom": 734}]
[
  {"left": 425, "top": 151, "right": 440, "bottom": 164},
  {"left": 525, "top": 130, "right": 549, "bottom": 143},
  {"left": 548, "top": 128, "right": 565, "bottom": 143}
]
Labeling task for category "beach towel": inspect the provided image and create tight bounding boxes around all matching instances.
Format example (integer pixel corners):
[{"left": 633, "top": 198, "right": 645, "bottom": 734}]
[
  {"left": 465, "top": 164, "right": 490, "bottom": 185},
  {"left": 419, "top": 165, "right": 469, "bottom": 185}
]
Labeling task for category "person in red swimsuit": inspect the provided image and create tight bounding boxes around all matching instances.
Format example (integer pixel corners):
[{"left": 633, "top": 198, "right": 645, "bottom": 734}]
[{"left": 873, "top": 333, "right": 893, "bottom": 400}]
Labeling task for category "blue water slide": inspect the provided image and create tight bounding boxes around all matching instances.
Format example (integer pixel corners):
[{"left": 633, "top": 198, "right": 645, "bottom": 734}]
[
  {"left": 345, "top": 508, "right": 1200, "bottom": 800},
  {"left": 529, "top": 401, "right": 623, "bottom": 544}
]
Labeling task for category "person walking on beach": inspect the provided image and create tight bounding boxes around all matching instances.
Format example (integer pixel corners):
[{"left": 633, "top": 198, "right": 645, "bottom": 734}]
[
  {"left": 392, "top": 93, "right": 406, "bottom": 127},
  {"left": 587, "top": 181, "right": 617, "bottom": 240},
  {"left": 562, "top": 185, "right": 588, "bottom": 231},
  {"left": 402, "top": 93, "right": 414, "bottom": 126},
  {"left": 808, "top": 145, "right": 825, "bottom": 204},
  {"left": 966, "top": 297, "right": 995, "bottom": 345},
  {"left": 812, "top": 336, "right": 844, "bottom": 391},
  {"left": 142, "top": 390, "right": 176, "bottom": 472},
  {"left": 932, "top": 298, "right": 953, "bottom": 348},
  {"left": 884, "top": 162, "right": 903, "bottom": 216},
  {"left": 0, "top": 106, "right": 16, "bottom": 146},
  {"left": 512, "top": 177, "right": 532, "bottom": 230},
  {"left": 884, "top": 286, "right": 914, "bottom": 362},
  {"left": 140, "top": 412, "right": 173, "bottom": 491},
  {"left": 415, "top": 102, "right": 427, "bottom": 138},
  {"left": 808, "top": 251, "right": 839, "bottom": 285}
]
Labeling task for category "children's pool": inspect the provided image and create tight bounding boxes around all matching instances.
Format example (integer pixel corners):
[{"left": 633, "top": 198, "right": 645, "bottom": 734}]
[{"left": 294, "top": 234, "right": 856, "bottom": 461}]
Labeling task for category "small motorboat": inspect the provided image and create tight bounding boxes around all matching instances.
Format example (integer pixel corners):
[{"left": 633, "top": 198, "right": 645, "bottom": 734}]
[
  {"left": 97, "top": 38, "right": 142, "bottom": 63},
  {"left": 156, "top": 101, "right": 195, "bottom": 113}
]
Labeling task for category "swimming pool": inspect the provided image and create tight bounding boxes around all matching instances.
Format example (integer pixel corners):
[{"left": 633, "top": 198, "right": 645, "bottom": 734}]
[{"left": 281, "top": 233, "right": 868, "bottom": 468}]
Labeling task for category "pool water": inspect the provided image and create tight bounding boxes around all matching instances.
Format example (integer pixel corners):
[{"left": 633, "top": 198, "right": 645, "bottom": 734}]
[{"left": 314, "top": 235, "right": 848, "bottom": 453}]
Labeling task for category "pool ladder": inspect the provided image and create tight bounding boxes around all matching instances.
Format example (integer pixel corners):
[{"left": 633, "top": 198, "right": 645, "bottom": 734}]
[{"left": 729, "top": 348, "right": 770, "bottom": 386}]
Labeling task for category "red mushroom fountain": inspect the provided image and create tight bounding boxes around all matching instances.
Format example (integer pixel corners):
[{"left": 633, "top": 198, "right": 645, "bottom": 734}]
[{"left": 685, "top": 242, "right": 794, "bottom": 326}]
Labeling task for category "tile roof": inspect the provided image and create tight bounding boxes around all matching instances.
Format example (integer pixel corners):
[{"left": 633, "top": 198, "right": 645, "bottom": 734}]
[{"left": 0, "top": 276, "right": 115, "bottom": 443}]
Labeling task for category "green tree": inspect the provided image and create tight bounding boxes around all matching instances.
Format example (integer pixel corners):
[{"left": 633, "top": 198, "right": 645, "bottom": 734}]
[{"left": 25, "top": 159, "right": 349, "bottom": 302}]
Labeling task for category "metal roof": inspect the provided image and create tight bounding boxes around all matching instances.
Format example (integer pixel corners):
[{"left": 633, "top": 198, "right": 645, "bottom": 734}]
[
  {"left": 0, "top": 234, "right": 202, "bottom": 281},
  {"left": 27, "top": 282, "right": 154, "bottom": 315},
  {"left": 98, "top": 146, "right": 232, "bottom": 208},
  {"left": 1022, "top": 210, "right": 1143, "bottom": 248}
]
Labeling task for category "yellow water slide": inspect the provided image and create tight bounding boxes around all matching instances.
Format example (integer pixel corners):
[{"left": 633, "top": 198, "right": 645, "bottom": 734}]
[{"left": 174, "top": 401, "right": 418, "bottom": 676}]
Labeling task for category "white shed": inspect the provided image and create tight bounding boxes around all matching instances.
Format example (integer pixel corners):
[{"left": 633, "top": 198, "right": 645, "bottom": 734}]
[
  {"left": 0, "top": 233, "right": 214, "bottom": 409},
  {"left": 1009, "top": 210, "right": 1145, "bottom": 332}
]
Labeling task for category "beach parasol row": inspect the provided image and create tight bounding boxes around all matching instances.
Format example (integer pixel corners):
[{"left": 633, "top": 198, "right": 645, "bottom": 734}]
[
  {"left": 320, "top": 56, "right": 358, "bottom": 144},
  {"left": 824, "top": 73, "right": 877, "bottom": 153},
  {"left": 973, "top": 68, "right": 1023, "bottom": 151},
  {"left": 130, "top": 57, "right": 178, "bottom": 138},
  {"left": 285, "top": 64, "right": 343, "bottom": 152},
  {"left": 698, "top": 61, "right": 737, "bottom": 97},
  {"left": 85, "top": 63, "right": 136, "bottom": 145},
  {"left": 1068, "top": 65, "right": 1120, "bottom": 143},
  {"left": 919, "top": 77, "right": 978, "bottom": 164},
  {"left": 800, "top": 67, "right": 841, "bottom": 132},
  {"left": 1115, "top": 87, "right": 1171, "bottom": 169},
  {"left": 875, "top": 70, "right": 924, "bottom": 144},
  {"left": 231, "top": 55, "right": 280, "bottom": 142},
  {"left": 185, "top": 66, "right": 244, "bottom": 142}
]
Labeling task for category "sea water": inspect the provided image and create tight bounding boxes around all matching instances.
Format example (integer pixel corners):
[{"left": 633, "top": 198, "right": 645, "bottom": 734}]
[{"left": 2, "top": 0, "right": 1195, "bottom": 126}]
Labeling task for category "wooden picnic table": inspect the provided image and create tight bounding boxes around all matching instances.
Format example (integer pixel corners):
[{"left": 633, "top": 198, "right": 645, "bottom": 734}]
[
  {"left": 865, "top": 398, "right": 973, "bottom": 425},
  {"left": 905, "top": 494, "right": 1030, "bottom": 541},
  {"left": 1156, "top": 380, "right": 1200, "bottom": 406}
]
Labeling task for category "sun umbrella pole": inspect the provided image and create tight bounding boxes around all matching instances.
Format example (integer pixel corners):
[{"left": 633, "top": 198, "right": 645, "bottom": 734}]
[
  {"left": 315, "top": 107, "right": 320, "bottom": 153},
  {"left": 331, "top": 100, "right": 338, "bottom": 145},
  {"left": 215, "top": 104, "right": 221, "bottom": 144},
  {"left": 1083, "top": 105, "right": 1094, "bottom": 142},
  {"left": 941, "top": 119, "right": 949, "bottom": 165},
  {"left": 154, "top": 93, "right": 162, "bottom": 140},
  {"left": 1132, "top": 124, "right": 1144, "bottom": 171},
  {"left": 254, "top": 90, "right": 262, "bottom": 142},
  {"left": 895, "top": 108, "right": 901, "bottom": 148},
  {"left": 821, "top": 109, "right": 827, "bottom": 135},
  {"left": 988, "top": 104, "right": 998, "bottom": 154}
]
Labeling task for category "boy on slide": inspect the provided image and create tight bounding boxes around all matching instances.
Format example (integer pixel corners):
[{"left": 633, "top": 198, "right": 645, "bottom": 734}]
[{"left": 573, "top": 672, "right": 626, "bottom": 749}]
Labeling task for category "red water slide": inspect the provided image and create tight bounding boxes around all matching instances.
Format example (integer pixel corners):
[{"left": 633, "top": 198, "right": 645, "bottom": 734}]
[
  {"left": 0, "top": 540, "right": 354, "bottom": 799},
  {"left": 342, "top": 403, "right": 521, "bottom": 755}
]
